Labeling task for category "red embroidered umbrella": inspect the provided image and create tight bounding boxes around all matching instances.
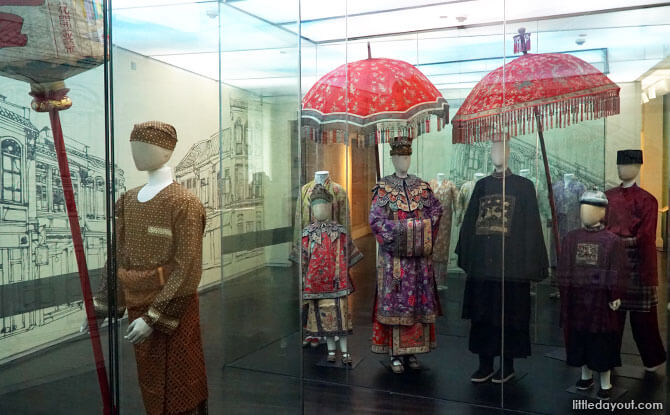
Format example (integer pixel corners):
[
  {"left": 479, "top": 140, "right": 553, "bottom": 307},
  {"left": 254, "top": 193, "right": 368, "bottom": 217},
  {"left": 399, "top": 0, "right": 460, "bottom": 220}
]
[
  {"left": 302, "top": 47, "right": 449, "bottom": 179},
  {"left": 451, "top": 29, "right": 620, "bottom": 256}
]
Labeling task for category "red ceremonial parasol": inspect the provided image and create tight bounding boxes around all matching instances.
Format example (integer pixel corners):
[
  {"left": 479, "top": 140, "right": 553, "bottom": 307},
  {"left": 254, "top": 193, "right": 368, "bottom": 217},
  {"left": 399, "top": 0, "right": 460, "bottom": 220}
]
[
  {"left": 1, "top": 1, "right": 112, "bottom": 413},
  {"left": 451, "top": 28, "right": 620, "bottom": 256},
  {"left": 302, "top": 45, "right": 449, "bottom": 180}
]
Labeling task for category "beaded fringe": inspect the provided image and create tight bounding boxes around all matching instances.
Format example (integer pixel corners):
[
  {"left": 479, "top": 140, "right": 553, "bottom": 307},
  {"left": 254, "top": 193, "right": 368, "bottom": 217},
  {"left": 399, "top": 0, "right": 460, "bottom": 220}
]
[{"left": 451, "top": 91, "right": 620, "bottom": 144}]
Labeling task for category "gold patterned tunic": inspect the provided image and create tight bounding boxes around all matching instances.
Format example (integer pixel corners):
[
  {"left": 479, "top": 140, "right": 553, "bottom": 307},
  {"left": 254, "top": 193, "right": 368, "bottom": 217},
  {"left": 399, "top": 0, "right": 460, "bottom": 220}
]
[
  {"left": 95, "top": 182, "right": 208, "bottom": 415},
  {"left": 429, "top": 179, "right": 458, "bottom": 264}
]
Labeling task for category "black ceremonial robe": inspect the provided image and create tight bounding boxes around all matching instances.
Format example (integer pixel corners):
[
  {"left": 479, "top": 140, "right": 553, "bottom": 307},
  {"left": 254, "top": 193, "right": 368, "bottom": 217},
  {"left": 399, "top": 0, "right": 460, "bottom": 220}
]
[{"left": 456, "top": 169, "right": 549, "bottom": 358}]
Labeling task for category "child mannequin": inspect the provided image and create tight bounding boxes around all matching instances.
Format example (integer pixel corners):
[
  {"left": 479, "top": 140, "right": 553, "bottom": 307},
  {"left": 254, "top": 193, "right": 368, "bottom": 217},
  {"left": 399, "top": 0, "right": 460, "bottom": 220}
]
[
  {"left": 301, "top": 184, "right": 362, "bottom": 365},
  {"left": 557, "top": 189, "right": 628, "bottom": 401}
]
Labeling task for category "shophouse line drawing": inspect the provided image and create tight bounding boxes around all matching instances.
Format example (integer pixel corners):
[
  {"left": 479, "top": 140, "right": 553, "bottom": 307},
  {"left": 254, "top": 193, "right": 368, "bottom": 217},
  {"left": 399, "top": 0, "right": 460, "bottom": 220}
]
[{"left": 0, "top": 94, "right": 124, "bottom": 347}]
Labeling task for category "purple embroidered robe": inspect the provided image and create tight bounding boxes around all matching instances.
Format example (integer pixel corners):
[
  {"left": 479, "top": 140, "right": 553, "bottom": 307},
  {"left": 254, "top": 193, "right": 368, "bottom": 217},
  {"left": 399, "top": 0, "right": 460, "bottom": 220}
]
[{"left": 369, "top": 174, "right": 443, "bottom": 325}]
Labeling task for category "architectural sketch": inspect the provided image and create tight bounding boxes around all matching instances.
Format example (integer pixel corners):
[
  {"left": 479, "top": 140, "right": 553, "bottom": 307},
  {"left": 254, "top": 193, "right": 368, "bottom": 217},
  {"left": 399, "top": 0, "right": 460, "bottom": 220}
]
[
  {"left": 175, "top": 97, "right": 265, "bottom": 286},
  {"left": 0, "top": 94, "right": 124, "bottom": 360}
]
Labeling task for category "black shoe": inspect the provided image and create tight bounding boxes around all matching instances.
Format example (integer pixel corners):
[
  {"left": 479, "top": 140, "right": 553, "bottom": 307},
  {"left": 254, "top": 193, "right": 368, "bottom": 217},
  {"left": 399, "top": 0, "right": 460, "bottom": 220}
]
[
  {"left": 470, "top": 367, "right": 494, "bottom": 383},
  {"left": 491, "top": 367, "right": 516, "bottom": 384},
  {"left": 575, "top": 378, "right": 594, "bottom": 390},
  {"left": 596, "top": 387, "right": 612, "bottom": 401}
]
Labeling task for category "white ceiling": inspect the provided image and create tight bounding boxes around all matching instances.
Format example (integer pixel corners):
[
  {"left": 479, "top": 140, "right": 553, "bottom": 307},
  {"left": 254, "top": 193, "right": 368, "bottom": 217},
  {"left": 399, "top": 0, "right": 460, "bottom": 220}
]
[{"left": 110, "top": 0, "right": 670, "bottom": 97}]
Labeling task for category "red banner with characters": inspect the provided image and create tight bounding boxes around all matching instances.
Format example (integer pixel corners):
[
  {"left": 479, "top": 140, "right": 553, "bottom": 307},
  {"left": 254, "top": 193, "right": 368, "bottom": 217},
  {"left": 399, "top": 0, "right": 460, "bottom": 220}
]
[{"left": 0, "top": 0, "right": 103, "bottom": 84}]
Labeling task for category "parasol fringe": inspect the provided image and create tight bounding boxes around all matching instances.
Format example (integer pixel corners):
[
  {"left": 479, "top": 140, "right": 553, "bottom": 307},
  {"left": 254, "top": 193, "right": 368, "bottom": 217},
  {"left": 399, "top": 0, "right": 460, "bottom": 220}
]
[
  {"left": 302, "top": 110, "right": 449, "bottom": 146},
  {"left": 451, "top": 90, "right": 620, "bottom": 143}
]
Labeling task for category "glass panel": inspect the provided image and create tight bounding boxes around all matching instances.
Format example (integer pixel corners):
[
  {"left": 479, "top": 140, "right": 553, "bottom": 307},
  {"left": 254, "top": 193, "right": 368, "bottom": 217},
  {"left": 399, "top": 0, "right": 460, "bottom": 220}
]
[
  {"left": 218, "top": 1, "right": 303, "bottom": 413},
  {"left": 109, "top": 1, "right": 223, "bottom": 413},
  {"left": 0, "top": 0, "right": 110, "bottom": 412}
]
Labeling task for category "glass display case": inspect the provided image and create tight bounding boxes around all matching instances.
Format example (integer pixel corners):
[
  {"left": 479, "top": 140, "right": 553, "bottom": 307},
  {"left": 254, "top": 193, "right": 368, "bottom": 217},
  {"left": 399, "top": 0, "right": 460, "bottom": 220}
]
[{"left": 1, "top": 1, "right": 669, "bottom": 414}]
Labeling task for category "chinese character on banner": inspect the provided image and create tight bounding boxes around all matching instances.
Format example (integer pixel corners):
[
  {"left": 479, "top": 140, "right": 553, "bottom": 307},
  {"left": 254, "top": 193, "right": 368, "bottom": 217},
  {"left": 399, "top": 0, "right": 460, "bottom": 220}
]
[{"left": 0, "top": 12, "right": 27, "bottom": 48}]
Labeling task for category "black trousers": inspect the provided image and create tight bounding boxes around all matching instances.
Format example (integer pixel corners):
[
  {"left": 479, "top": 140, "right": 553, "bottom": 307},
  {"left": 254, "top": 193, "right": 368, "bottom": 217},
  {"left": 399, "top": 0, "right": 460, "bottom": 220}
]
[{"left": 617, "top": 307, "right": 666, "bottom": 368}]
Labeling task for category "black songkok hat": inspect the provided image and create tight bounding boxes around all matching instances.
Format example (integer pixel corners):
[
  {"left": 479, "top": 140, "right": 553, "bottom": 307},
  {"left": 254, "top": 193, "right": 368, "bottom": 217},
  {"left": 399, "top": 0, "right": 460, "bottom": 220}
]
[
  {"left": 310, "top": 184, "right": 333, "bottom": 204},
  {"left": 580, "top": 189, "right": 608, "bottom": 207},
  {"left": 616, "top": 149, "right": 643, "bottom": 165},
  {"left": 389, "top": 138, "right": 413, "bottom": 156}
]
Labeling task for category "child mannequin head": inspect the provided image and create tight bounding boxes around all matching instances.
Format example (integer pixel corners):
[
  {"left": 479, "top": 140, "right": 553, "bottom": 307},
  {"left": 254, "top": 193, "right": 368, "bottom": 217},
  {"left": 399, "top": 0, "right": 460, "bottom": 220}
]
[{"left": 579, "top": 189, "right": 608, "bottom": 226}]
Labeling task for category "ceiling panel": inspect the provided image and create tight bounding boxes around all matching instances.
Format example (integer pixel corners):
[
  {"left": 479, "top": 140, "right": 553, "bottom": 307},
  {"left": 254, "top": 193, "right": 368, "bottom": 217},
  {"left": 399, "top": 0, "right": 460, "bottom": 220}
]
[{"left": 107, "top": 1, "right": 670, "bottom": 97}]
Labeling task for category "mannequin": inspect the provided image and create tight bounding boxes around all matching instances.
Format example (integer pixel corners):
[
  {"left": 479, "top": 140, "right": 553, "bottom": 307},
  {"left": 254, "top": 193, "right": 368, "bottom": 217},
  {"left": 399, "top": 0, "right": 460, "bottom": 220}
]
[
  {"left": 314, "top": 170, "right": 329, "bottom": 185},
  {"left": 457, "top": 135, "right": 548, "bottom": 384},
  {"left": 430, "top": 172, "right": 458, "bottom": 290},
  {"left": 605, "top": 150, "right": 666, "bottom": 371},
  {"left": 300, "top": 184, "right": 362, "bottom": 365},
  {"left": 88, "top": 121, "right": 208, "bottom": 415},
  {"left": 292, "top": 170, "right": 350, "bottom": 347},
  {"left": 370, "top": 138, "right": 443, "bottom": 374},
  {"left": 557, "top": 190, "right": 628, "bottom": 401}
]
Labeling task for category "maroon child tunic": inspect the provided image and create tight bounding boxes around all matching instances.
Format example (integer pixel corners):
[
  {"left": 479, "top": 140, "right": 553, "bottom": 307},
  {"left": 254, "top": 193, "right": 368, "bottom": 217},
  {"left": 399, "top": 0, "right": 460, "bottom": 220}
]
[{"left": 557, "top": 226, "right": 629, "bottom": 334}]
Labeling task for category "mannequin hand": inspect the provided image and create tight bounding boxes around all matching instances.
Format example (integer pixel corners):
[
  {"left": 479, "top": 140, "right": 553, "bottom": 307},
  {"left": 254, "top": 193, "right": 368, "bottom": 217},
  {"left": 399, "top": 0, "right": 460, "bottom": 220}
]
[
  {"left": 609, "top": 299, "right": 621, "bottom": 311},
  {"left": 80, "top": 316, "right": 106, "bottom": 334},
  {"left": 125, "top": 318, "right": 153, "bottom": 345}
]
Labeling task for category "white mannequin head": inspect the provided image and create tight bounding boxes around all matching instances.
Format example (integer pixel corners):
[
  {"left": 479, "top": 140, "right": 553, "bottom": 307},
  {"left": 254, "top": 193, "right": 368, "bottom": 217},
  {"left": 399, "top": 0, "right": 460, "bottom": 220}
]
[
  {"left": 564, "top": 173, "right": 575, "bottom": 184},
  {"left": 617, "top": 164, "right": 641, "bottom": 183},
  {"left": 314, "top": 170, "right": 330, "bottom": 185},
  {"left": 491, "top": 140, "right": 510, "bottom": 172},
  {"left": 312, "top": 200, "right": 332, "bottom": 222},
  {"left": 392, "top": 155, "right": 411, "bottom": 178},
  {"left": 131, "top": 141, "right": 173, "bottom": 171},
  {"left": 616, "top": 150, "right": 643, "bottom": 188},
  {"left": 580, "top": 204, "right": 606, "bottom": 227}
]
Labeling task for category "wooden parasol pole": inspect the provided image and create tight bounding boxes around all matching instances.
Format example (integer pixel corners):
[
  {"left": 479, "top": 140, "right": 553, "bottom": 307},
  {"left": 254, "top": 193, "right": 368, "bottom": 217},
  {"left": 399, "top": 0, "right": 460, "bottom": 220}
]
[
  {"left": 30, "top": 83, "right": 114, "bottom": 415},
  {"left": 534, "top": 107, "right": 561, "bottom": 258}
]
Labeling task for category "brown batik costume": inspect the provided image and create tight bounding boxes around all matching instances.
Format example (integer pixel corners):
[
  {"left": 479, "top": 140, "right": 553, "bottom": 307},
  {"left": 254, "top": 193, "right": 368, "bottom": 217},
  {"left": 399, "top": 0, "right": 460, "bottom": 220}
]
[{"left": 95, "top": 122, "right": 208, "bottom": 415}]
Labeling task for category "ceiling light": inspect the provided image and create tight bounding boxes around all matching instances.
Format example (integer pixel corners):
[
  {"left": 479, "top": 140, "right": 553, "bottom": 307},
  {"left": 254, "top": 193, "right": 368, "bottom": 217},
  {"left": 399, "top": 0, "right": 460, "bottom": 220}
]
[
  {"left": 641, "top": 92, "right": 649, "bottom": 104},
  {"left": 648, "top": 87, "right": 656, "bottom": 99}
]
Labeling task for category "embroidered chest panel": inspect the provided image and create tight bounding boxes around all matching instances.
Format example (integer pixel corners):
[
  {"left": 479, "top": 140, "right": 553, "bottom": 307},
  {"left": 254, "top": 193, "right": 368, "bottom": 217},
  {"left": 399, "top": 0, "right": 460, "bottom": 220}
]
[
  {"left": 475, "top": 194, "right": 516, "bottom": 235},
  {"left": 374, "top": 175, "right": 431, "bottom": 212},
  {"left": 303, "top": 221, "right": 345, "bottom": 245},
  {"left": 575, "top": 242, "right": 599, "bottom": 266}
]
